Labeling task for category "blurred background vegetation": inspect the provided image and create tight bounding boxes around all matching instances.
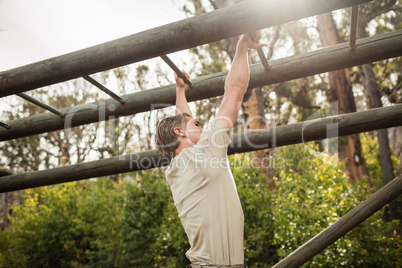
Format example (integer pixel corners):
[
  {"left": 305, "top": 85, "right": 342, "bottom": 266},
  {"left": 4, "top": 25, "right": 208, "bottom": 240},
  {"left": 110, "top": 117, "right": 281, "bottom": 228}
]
[
  {"left": 0, "top": 0, "right": 401, "bottom": 267},
  {"left": 0, "top": 142, "right": 400, "bottom": 267}
]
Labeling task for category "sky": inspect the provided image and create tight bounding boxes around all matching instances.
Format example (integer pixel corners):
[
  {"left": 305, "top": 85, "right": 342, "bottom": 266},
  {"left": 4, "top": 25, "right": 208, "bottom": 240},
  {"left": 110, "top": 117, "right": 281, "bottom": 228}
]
[{"left": 0, "top": 0, "right": 189, "bottom": 72}]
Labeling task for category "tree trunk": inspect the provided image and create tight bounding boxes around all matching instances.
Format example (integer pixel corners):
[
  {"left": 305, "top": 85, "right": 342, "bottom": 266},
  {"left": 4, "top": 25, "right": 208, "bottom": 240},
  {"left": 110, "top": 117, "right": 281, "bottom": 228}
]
[
  {"left": 357, "top": 12, "right": 399, "bottom": 220},
  {"left": 243, "top": 87, "right": 276, "bottom": 189},
  {"left": 316, "top": 12, "right": 367, "bottom": 183},
  {"left": 0, "top": 167, "right": 13, "bottom": 230}
]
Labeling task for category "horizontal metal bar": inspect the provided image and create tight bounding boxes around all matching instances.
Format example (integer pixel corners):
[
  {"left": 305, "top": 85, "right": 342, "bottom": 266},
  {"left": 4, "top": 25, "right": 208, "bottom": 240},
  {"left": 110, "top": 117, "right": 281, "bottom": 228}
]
[
  {"left": 83, "top": 75, "right": 126, "bottom": 104},
  {"left": 160, "top": 55, "right": 193, "bottom": 87},
  {"left": 0, "top": 0, "right": 372, "bottom": 98},
  {"left": 1, "top": 30, "right": 401, "bottom": 141},
  {"left": 349, "top": 5, "right": 359, "bottom": 51},
  {"left": 0, "top": 104, "right": 401, "bottom": 193},
  {"left": 0, "top": 122, "right": 10, "bottom": 129},
  {"left": 272, "top": 174, "right": 402, "bottom": 268},
  {"left": 257, "top": 47, "right": 269, "bottom": 69},
  {"left": 16, "top": 93, "right": 64, "bottom": 117}
]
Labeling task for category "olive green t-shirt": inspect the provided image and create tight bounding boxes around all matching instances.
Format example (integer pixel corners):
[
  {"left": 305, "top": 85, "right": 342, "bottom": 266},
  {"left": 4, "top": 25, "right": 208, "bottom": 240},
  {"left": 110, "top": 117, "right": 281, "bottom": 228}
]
[{"left": 165, "top": 120, "right": 244, "bottom": 265}]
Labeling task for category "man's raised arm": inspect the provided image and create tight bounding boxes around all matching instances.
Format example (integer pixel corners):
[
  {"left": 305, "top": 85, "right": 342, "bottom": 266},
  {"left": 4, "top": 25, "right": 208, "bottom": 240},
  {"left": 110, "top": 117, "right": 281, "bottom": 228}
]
[
  {"left": 216, "top": 31, "right": 266, "bottom": 133},
  {"left": 175, "top": 71, "right": 193, "bottom": 117}
]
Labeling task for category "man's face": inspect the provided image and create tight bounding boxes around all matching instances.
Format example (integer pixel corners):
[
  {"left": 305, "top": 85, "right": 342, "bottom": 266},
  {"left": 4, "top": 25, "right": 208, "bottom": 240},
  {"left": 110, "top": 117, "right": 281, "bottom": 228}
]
[{"left": 183, "top": 118, "right": 202, "bottom": 146}]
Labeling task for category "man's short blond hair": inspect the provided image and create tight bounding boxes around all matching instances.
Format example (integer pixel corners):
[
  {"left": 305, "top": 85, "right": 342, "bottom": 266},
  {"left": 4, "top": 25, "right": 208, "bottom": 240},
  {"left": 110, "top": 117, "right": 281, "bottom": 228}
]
[{"left": 155, "top": 113, "right": 192, "bottom": 157}]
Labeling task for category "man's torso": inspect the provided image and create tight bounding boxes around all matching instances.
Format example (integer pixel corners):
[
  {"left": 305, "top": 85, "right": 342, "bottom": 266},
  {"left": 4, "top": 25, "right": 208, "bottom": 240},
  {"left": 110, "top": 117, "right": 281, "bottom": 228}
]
[{"left": 165, "top": 120, "right": 244, "bottom": 265}]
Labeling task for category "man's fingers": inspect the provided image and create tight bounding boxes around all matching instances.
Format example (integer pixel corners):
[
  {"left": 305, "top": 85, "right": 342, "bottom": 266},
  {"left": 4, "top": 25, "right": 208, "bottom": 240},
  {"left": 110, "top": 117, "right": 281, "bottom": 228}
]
[
  {"left": 175, "top": 71, "right": 190, "bottom": 89},
  {"left": 249, "top": 30, "right": 263, "bottom": 43},
  {"left": 253, "top": 43, "right": 267, "bottom": 49},
  {"left": 183, "top": 70, "right": 190, "bottom": 80},
  {"left": 247, "top": 33, "right": 267, "bottom": 50}
]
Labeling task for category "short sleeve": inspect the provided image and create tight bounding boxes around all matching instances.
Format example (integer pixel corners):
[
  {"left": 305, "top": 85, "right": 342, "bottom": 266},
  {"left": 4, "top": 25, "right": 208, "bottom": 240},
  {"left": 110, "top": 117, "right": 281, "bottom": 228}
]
[{"left": 194, "top": 119, "right": 231, "bottom": 157}]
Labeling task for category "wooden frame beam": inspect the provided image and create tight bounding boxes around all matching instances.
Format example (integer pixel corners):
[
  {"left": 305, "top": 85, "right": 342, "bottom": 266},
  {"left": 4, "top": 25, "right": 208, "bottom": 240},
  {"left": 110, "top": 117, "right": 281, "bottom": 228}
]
[
  {"left": 0, "top": 104, "right": 401, "bottom": 193},
  {"left": 0, "top": 0, "right": 371, "bottom": 98},
  {"left": 1, "top": 30, "right": 401, "bottom": 142}
]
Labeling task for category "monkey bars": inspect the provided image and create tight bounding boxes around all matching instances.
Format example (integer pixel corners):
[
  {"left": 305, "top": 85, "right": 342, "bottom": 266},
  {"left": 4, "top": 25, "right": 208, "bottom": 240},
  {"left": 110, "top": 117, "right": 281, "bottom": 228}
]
[
  {"left": 83, "top": 75, "right": 126, "bottom": 104},
  {"left": 1, "top": 104, "right": 401, "bottom": 193},
  {"left": 16, "top": 93, "right": 65, "bottom": 117},
  {"left": 1, "top": 30, "right": 401, "bottom": 141},
  {"left": 0, "top": 0, "right": 371, "bottom": 98},
  {"left": 1, "top": 0, "right": 401, "bottom": 266}
]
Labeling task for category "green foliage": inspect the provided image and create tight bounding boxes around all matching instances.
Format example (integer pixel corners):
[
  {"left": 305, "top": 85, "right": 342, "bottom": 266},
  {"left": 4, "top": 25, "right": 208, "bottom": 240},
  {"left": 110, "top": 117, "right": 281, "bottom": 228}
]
[
  {"left": 375, "top": 57, "right": 402, "bottom": 104},
  {"left": 361, "top": 132, "right": 401, "bottom": 189},
  {"left": 123, "top": 171, "right": 189, "bottom": 267},
  {"left": 1, "top": 145, "right": 400, "bottom": 267},
  {"left": 272, "top": 144, "right": 401, "bottom": 267},
  {"left": 230, "top": 154, "right": 277, "bottom": 266},
  {"left": 2, "top": 179, "right": 127, "bottom": 267}
]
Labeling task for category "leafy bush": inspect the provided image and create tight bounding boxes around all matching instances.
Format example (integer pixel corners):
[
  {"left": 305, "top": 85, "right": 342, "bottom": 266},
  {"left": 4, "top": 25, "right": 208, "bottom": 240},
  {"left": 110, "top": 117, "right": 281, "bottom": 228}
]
[
  {"left": 1, "top": 144, "right": 400, "bottom": 267},
  {"left": 230, "top": 154, "right": 277, "bottom": 266},
  {"left": 123, "top": 171, "right": 189, "bottom": 267},
  {"left": 2, "top": 179, "right": 127, "bottom": 267},
  {"left": 272, "top": 143, "right": 401, "bottom": 267}
]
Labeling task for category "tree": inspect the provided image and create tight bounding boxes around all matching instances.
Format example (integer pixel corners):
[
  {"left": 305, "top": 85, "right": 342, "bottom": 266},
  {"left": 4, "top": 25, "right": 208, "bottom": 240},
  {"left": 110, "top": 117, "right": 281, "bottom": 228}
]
[
  {"left": 355, "top": 0, "right": 400, "bottom": 220},
  {"left": 316, "top": 12, "right": 368, "bottom": 183},
  {"left": 0, "top": 65, "right": 152, "bottom": 232}
]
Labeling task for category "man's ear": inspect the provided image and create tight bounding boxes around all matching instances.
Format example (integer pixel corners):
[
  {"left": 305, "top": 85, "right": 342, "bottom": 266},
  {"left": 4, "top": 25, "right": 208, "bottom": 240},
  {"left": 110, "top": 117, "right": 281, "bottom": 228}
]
[{"left": 174, "top": 127, "right": 184, "bottom": 137}]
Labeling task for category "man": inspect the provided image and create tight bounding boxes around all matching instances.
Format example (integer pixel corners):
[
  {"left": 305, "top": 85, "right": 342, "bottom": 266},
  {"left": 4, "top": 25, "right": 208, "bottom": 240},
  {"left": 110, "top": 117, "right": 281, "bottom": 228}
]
[{"left": 156, "top": 31, "right": 266, "bottom": 267}]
